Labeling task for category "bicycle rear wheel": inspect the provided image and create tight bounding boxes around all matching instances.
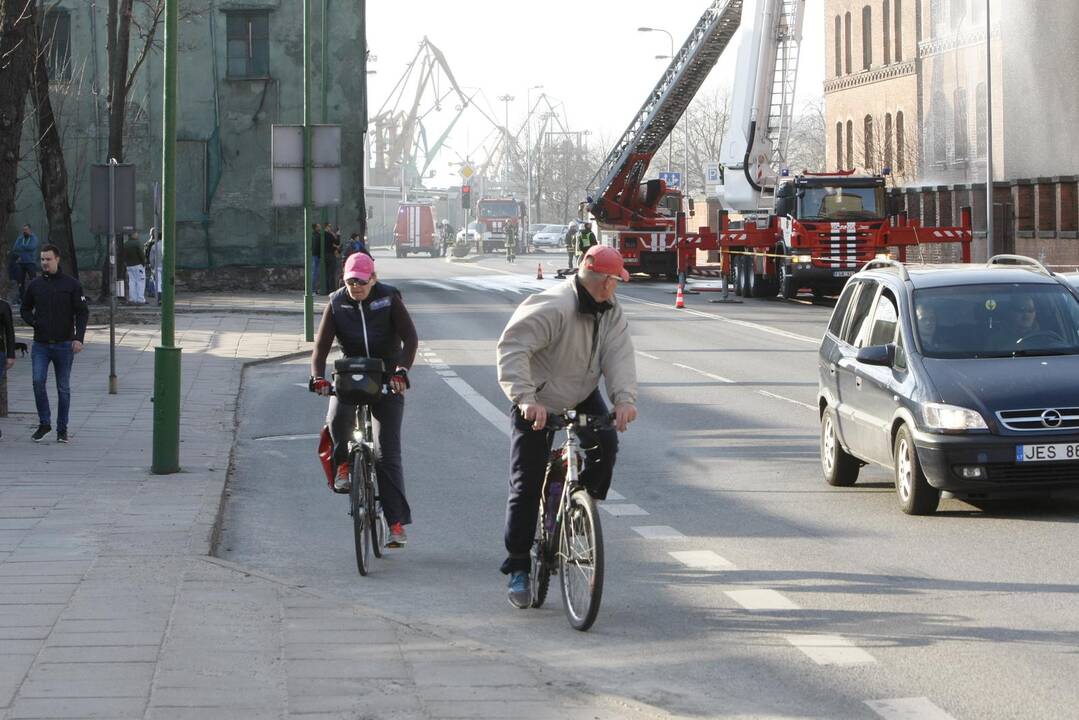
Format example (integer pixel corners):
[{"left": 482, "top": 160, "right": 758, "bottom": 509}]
[
  {"left": 369, "top": 467, "right": 384, "bottom": 559},
  {"left": 529, "top": 516, "right": 553, "bottom": 608},
  {"left": 351, "top": 454, "right": 374, "bottom": 576},
  {"left": 558, "top": 489, "right": 604, "bottom": 631}
]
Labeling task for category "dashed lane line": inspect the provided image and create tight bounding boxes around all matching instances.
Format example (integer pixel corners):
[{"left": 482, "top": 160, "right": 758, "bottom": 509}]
[
  {"left": 757, "top": 389, "right": 817, "bottom": 411},
  {"left": 605, "top": 489, "right": 626, "bottom": 501},
  {"left": 724, "top": 589, "right": 801, "bottom": 610},
  {"left": 784, "top": 634, "right": 877, "bottom": 666},
  {"left": 671, "top": 362, "right": 735, "bottom": 384},
  {"left": 669, "top": 550, "right": 736, "bottom": 571},
  {"left": 622, "top": 295, "right": 820, "bottom": 345},
  {"left": 866, "top": 697, "right": 958, "bottom": 720},
  {"left": 632, "top": 525, "right": 685, "bottom": 540},
  {"left": 600, "top": 504, "right": 649, "bottom": 517},
  {"left": 440, "top": 376, "right": 510, "bottom": 438},
  {"left": 636, "top": 350, "right": 661, "bottom": 361}
]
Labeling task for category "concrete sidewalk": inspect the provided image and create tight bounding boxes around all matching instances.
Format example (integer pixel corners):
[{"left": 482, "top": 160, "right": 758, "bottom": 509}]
[{"left": 0, "top": 299, "right": 669, "bottom": 720}]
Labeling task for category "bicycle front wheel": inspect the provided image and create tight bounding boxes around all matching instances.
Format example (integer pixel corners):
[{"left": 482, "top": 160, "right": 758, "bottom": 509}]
[
  {"left": 558, "top": 489, "right": 604, "bottom": 631},
  {"left": 369, "top": 467, "right": 384, "bottom": 559},
  {"left": 351, "top": 454, "right": 374, "bottom": 576}
]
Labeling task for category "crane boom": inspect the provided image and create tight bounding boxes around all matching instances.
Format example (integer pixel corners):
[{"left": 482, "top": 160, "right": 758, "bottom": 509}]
[{"left": 586, "top": 0, "right": 743, "bottom": 227}]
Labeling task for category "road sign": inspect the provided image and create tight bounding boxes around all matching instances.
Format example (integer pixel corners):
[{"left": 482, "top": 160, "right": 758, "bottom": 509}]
[
  {"left": 90, "top": 164, "right": 136, "bottom": 233},
  {"left": 704, "top": 162, "right": 721, "bottom": 185},
  {"left": 462, "top": 164, "right": 475, "bottom": 179},
  {"left": 658, "top": 171, "right": 682, "bottom": 190}
]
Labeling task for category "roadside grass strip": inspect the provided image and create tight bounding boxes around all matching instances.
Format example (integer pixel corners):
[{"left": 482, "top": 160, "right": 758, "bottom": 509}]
[
  {"left": 783, "top": 634, "right": 877, "bottom": 666},
  {"left": 866, "top": 697, "right": 957, "bottom": 720}
]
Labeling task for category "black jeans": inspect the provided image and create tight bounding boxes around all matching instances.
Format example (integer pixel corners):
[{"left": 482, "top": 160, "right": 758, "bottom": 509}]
[
  {"left": 501, "top": 388, "right": 618, "bottom": 575},
  {"left": 327, "top": 392, "right": 411, "bottom": 526}
]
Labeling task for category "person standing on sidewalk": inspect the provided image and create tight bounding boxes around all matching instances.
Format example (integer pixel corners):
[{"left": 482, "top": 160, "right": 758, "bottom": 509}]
[
  {"left": 21, "top": 244, "right": 89, "bottom": 443},
  {"left": 0, "top": 297, "right": 15, "bottom": 441},
  {"left": 9, "top": 224, "right": 39, "bottom": 305},
  {"left": 310, "top": 223, "right": 323, "bottom": 293},
  {"left": 563, "top": 222, "right": 578, "bottom": 271},
  {"left": 123, "top": 232, "right": 147, "bottom": 304}
]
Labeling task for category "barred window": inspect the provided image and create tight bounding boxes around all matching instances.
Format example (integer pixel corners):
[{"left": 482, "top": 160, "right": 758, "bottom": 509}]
[
  {"left": 226, "top": 12, "right": 270, "bottom": 78},
  {"left": 43, "top": 9, "right": 71, "bottom": 81}
]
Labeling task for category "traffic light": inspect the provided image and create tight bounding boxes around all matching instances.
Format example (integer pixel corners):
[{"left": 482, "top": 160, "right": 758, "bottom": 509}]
[{"left": 461, "top": 184, "right": 472, "bottom": 209}]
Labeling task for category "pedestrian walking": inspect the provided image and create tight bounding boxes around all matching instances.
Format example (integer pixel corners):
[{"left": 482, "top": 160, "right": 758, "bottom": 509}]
[
  {"left": 0, "top": 296, "right": 15, "bottom": 440},
  {"left": 21, "top": 244, "right": 89, "bottom": 443},
  {"left": 564, "top": 222, "right": 578, "bottom": 271},
  {"left": 123, "top": 232, "right": 147, "bottom": 304},
  {"left": 8, "top": 224, "right": 39, "bottom": 305}
]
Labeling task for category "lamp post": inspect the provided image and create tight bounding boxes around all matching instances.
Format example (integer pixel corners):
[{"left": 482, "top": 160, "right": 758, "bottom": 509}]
[
  {"left": 639, "top": 27, "right": 676, "bottom": 175},
  {"left": 984, "top": 0, "right": 994, "bottom": 257},
  {"left": 497, "top": 94, "right": 515, "bottom": 191},
  {"left": 526, "top": 84, "right": 543, "bottom": 227}
]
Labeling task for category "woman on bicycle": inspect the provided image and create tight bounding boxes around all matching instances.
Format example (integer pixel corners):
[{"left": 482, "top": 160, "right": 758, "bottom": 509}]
[
  {"left": 310, "top": 252, "right": 418, "bottom": 548},
  {"left": 495, "top": 245, "right": 638, "bottom": 607}
]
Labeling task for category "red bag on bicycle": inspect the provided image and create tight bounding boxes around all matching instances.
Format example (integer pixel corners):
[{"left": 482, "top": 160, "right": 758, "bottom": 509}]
[{"left": 317, "top": 426, "right": 334, "bottom": 490}]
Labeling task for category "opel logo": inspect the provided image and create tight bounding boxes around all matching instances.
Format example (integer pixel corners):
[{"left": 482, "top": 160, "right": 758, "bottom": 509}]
[{"left": 1041, "top": 409, "right": 1063, "bottom": 428}]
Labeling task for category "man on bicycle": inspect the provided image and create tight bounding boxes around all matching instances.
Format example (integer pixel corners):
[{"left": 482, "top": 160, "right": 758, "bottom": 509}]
[
  {"left": 495, "top": 244, "right": 638, "bottom": 607},
  {"left": 310, "top": 252, "right": 418, "bottom": 548}
]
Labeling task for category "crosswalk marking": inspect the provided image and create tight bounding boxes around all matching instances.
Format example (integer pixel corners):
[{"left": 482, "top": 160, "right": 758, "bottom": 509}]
[
  {"left": 724, "top": 589, "right": 800, "bottom": 610},
  {"left": 784, "top": 635, "right": 877, "bottom": 666},
  {"left": 866, "top": 698, "right": 957, "bottom": 720},
  {"left": 669, "top": 550, "right": 734, "bottom": 570},
  {"left": 632, "top": 525, "right": 685, "bottom": 540},
  {"left": 600, "top": 503, "right": 649, "bottom": 516}
]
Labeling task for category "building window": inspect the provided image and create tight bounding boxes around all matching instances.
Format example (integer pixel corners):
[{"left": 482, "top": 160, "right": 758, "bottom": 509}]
[
  {"left": 226, "top": 12, "right": 270, "bottom": 78},
  {"left": 896, "top": 111, "right": 905, "bottom": 174},
  {"left": 975, "top": 83, "right": 987, "bottom": 158},
  {"left": 861, "top": 6, "right": 872, "bottom": 69},
  {"left": 836, "top": 122, "right": 844, "bottom": 169},
  {"left": 846, "top": 119, "right": 854, "bottom": 169},
  {"left": 844, "top": 12, "right": 852, "bottom": 74},
  {"left": 864, "top": 115, "right": 874, "bottom": 169},
  {"left": 954, "top": 87, "right": 969, "bottom": 159},
  {"left": 883, "top": 0, "right": 891, "bottom": 64},
  {"left": 931, "top": 91, "right": 949, "bottom": 163},
  {"left": 42, "top": 9, "right": 71, "bottom": 81},
  {"left": 884, "top": 113, "right": 893, "bottom": 170},
  {"left": 834, "top": 16, "right": 842, "bottom": 76},
  {"left": 894, "top": 0, "right": 903, "bottom": 61}
]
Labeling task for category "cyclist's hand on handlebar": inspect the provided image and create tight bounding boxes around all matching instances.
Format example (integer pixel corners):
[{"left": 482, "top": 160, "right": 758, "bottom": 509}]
[
  {"left": 520, "top": 403, "right": 548, "bottom": 431},
  {"left": 389, "top": 366, "right": 410, "bottom": 395},
  {"left": 310, "top": 376, "right": 332, "bottom": 396},
  {"left": 613, "top": 403, "right": 637, "bottom": 433}
]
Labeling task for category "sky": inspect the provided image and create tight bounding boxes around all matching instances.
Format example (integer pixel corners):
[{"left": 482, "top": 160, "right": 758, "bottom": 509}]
[{"left": 367, "top": 0, "right": 824, "bottom": 188}]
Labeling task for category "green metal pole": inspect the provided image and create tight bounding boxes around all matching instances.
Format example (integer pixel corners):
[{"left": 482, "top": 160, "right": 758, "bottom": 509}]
[
  {"left": 152, "top": 0, "right": 181, "bottom": 473},
  {"left": 302, "top": 0, "right": 314, "bottom": 340},
  {"left": 319, "top": 0, "right": 330, "bottom": 296}
]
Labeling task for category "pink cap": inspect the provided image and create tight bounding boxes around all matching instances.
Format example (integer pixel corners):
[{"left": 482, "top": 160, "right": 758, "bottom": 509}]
[
  {"left": 343, "top": 252, "right": 374, "bottom": 282},
  {"left": 583, "top": 245, "right": 630, "bottom": 282}
]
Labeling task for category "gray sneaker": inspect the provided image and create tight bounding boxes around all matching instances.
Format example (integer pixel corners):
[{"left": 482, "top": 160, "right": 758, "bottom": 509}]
[
  {"left": 386, "top": 522, "right": 407, "bottom": 548},
  {"left": 507, "top": 571, "right": 531, "bottom": 609}
]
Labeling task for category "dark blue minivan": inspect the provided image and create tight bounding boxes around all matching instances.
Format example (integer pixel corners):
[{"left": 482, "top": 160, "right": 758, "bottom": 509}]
[{"left": 818, "top": 255, "right": 1079, "bottom": 514}]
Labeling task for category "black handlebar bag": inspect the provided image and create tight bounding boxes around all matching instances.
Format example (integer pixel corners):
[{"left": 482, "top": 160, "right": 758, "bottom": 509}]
[{"left": 332, "top": 357, "right": 385, "bottom": 405}]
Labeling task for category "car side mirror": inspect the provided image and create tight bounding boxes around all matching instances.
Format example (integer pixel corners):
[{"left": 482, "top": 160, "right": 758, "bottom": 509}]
[{"left": 856, "top": 343, "right": 897, "bottom": 367}]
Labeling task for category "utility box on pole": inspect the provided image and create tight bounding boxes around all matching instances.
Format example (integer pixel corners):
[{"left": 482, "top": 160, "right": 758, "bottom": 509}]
[{"left": 271, "top": 124, "right": 341, "bottom": 207}]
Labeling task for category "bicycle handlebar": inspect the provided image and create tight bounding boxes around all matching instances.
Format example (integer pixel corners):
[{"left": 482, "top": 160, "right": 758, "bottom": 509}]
[{"left": 544, "top": 411, "right": 617, "bottom": 432}]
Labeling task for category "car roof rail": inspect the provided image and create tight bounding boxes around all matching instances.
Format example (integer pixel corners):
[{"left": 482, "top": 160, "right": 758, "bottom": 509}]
[
  {"left": 860, "top": 257, "right": 909, "bottom": 281},
  {"left": 986, "top": 254, "right": 1052, "bottom": 276}
]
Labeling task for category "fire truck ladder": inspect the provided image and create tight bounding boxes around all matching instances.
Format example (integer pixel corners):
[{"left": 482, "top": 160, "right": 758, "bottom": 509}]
[
  {"left": 764, "top": 0, "right": 803, "bottom": 173},
  {"left": 585, "top": 0, "right": 744, "bottom": 205}
]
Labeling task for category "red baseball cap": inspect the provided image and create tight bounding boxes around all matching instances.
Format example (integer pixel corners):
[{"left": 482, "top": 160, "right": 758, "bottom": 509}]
[
  {"left": 343, "top": 252, "right": 374, "bottom": 282},
  {"left": 583, "top": 245, "right": 630, "bottom": 282}
]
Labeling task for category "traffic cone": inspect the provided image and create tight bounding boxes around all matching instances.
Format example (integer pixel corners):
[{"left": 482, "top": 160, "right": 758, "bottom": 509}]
[
  {"left": 536, "top": 263, "right": 543, "bottom": 280},
  {"left": 675, "top": 284, "right": 685, "bottom": 309}
]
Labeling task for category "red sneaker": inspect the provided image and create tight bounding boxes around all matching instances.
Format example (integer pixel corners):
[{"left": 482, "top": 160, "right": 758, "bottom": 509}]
[
  {"left": 387, "top": 522, "right": 407, "bottom": 547},
  {"left": 333, "top": 464, "right": 351, "bottom": 493}
]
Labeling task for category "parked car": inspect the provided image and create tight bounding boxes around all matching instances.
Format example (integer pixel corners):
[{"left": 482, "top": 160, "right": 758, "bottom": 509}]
[
  {"left": 531, "top": 224, "right": 566, "bottom": 250},
  {"left": 818, "top": 255, "right": 1079, "bottom": 515},
  {"left": 456, "top": 222, "right": 482, "bottom": 247}
]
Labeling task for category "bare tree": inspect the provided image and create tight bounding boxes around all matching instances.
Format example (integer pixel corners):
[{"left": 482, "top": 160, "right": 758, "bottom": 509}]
[
  {"left": 851, "top": 110, "right": 922, "bottom": 186},
  {"left": 106, "top": 0, "right": 163, "bottom": 161},
  {"left": 0, "top": 0, "right": 37, "bottom": 250},
  {"left": 786, "top": 99, "right": 826, "bottom": 175},
  {"left": 654, "top": 87, "right": 731, "bottom": 196}
]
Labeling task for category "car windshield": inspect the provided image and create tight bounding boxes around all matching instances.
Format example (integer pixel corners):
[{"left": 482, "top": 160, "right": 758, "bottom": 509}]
[
  {"left": 913, "top": 283, "right": 1079, "bottom": 358},
  {"left": 799, "top": 185, "right": 885, "bottom": 220},
  {"left": 478, "top": 201, "right": 519, "bottom": 218}
]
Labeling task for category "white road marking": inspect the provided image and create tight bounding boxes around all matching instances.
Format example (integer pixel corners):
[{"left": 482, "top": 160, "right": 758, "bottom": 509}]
[
  {"left": 414, "top": 280, "right": 460, "bottom": 292},
  {"left": 264, "top": 450, "right": 287, "bottom": 459},
  {"left": 724, "top": 589, "right": 801, "bottom": 610},
  {"left": 757, "top": 390, "right": 816, "bottom": 411},
  {"left": 436, "top": 370, "right": 458, "bottom": 378},
  {"left": 252, "top": 434, "right": 321, "bottom": 442},
  {"left": 441, "top": 377, "right": 510, "bottom": 438},
  {"left": 672, "top": 362, "right": 735, "bottom": 384},
  {"left": 632, "top": 525, "right": 685, "bottom": 540},
  {"left": 784, "top": 635, "right": 877, "bottom": 666},
  {"left": 865, "top": 698, "right": 957, "bottom": 720},
  {"left": 600, "top": 503, "right": 649, "bottom": 516},
  {"left": 669, "top": 550, "right": 734, "bottom": 570},
  {"left": 623, "top": 295, "right": 819, "bottom": 345},
  {"left": 636, "top": 351, "right": 661, "bottom": 361},
  {"left": 605, "top": 490, "right": 626, "bottom": 501}
]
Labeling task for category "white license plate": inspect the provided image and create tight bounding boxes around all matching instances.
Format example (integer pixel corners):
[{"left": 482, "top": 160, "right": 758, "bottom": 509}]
[
  {"left": 1016, "top": 443, "right": 1079, "bottom": 462},
  {"left": 832, "top": 270, "right": 855, "bottom": 278}
]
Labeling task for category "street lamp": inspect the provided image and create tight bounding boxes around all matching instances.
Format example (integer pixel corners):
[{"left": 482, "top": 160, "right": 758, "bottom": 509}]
[
  {"left": 638, "top": 26, "right": 673, "bottom": 174},
  {"left": 984, "top": 0, "right": 994, "bottom": 256},
  {"left": 497, "top": 94, "right": 515, "bottom": 191},
  {"left": 526, "top": 84, "right": 543, "bottom": 226}
]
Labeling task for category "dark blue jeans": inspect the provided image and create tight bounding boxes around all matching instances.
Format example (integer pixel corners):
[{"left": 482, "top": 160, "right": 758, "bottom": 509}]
[{"left": 32, "top": 341, "right": 74, "bottom": 432}]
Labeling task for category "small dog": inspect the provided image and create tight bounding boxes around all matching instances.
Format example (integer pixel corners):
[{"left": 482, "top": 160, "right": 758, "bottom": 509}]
[{"left": 13, "top": 341, "right": 27, "bottom": 357}]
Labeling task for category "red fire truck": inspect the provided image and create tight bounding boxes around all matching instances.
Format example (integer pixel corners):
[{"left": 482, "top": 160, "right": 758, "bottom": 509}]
[
  {"left": 393, "top": 202, "right": 440, "bottom": 258},
  {"left": 475, "top": 197, "right": 526, "bottom": 254}
]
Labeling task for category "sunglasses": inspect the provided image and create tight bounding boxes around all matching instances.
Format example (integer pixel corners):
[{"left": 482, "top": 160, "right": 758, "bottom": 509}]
[{"left": 345, "top": 278, "right": 370, "bottom": 287}]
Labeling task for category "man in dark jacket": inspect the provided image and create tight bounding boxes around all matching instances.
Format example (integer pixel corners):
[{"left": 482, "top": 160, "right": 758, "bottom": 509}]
[
  {"left": 21, "top": 244, "right": 89, "bottom": 443},
  {"left": 0, "top": 297, "right": 15, "bottom": 440}
]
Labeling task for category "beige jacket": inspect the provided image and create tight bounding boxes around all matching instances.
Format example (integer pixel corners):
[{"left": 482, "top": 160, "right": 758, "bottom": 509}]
[{"left": 496, "top": 278, "right": 637, "bottom": 411}]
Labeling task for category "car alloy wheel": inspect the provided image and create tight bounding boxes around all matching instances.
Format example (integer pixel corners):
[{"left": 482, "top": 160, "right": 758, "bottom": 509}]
[
  {"left": 822, "top": 414, "right": 837, "bottom": 476},
  {"left": 896, "top": 435, "right": 914, "bottom": 505}
]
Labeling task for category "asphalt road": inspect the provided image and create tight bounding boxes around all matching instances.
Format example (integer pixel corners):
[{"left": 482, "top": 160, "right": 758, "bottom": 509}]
[{"left": 220, "top": 249, "right": 1079, "bottom": 720}]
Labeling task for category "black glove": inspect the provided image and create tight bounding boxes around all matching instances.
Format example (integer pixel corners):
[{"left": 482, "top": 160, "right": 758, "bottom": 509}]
[{"left": 392, "top": 367, "right": 411, "bottom": 389}]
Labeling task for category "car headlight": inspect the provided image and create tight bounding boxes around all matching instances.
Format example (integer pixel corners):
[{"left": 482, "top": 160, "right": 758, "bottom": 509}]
[
  {"left": 921, "top": 403, "right": 988, "bottom": 431},
  {"left": 793, "top": 254, "right": 812, "bottom": 263}
]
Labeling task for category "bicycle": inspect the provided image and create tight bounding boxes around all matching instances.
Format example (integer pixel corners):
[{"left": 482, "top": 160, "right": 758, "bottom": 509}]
[
  {"left": 328, "top": 357, "right": 391, "bottom": 576},
  {"left": 529, "top": 411, "right": 613, "bottom": 631}
]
